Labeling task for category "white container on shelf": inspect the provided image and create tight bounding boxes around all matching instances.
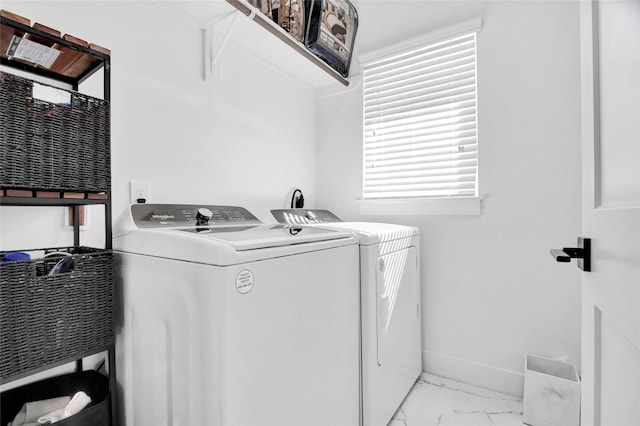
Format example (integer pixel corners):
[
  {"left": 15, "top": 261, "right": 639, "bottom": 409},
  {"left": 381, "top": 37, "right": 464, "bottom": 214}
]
[{"left": 523, "top": 353, "right": 581, "bottom": 426}]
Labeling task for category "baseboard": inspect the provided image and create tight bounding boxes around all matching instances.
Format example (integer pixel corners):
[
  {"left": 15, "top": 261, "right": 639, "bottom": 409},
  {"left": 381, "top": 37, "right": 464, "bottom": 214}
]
[{"left": 422, "top": 350, "right": 524, "bottom": 398}]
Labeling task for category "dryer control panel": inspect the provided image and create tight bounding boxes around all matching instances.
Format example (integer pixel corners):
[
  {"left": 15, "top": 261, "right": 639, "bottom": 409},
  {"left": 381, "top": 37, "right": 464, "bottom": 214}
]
[
  {"left": 131, "top": 204, "right": 262, "bottom": 228},
  {"left": 271, "top": 209, "right": 342, "bottom": 225}
]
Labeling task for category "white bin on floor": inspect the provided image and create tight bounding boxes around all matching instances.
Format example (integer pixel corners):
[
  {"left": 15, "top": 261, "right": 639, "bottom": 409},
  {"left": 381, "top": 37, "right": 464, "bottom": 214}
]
[{"left": 523, "top": 354, "right": 581, "bottom": 426}]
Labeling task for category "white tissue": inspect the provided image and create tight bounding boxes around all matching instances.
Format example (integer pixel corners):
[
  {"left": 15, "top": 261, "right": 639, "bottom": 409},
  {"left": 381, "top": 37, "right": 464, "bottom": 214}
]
[
  {"left": 36, "top": 391, "right": 91, "bottom": 424},
  {"left": 9, "top": 397, "right": 70, "bottom": 426},
  {"left": 64, "top": 391, "right": 91, "bottom": 417}
]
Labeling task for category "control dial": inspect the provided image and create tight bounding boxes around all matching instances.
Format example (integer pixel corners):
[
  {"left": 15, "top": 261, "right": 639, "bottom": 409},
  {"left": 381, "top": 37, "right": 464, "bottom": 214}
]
[
  {"left": 196, "top": 208, "right": 213, "bottom": 226},
  {"left": 305, "top": 211, "right": 317, "bottom": 222}
]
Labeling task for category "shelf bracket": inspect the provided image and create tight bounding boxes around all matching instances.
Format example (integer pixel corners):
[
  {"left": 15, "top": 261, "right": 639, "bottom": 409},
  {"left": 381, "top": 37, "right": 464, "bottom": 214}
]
[{"left": 203, "top": 10, "right": 240, "bottom": 81}]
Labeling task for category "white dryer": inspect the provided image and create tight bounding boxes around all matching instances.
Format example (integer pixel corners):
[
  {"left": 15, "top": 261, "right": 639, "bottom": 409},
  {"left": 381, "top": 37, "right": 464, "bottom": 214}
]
[
  {"left": 272, "top": 209, "right": 422, "bottom": 426},
  {"left": 113, "top": 204, "right": 360, "bottom": 426}
]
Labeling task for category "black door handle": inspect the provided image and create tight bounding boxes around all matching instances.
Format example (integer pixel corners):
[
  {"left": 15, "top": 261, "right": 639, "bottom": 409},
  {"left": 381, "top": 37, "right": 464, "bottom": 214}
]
[{"left": 550, "top": 237, "right": 591, "bottom": 272}]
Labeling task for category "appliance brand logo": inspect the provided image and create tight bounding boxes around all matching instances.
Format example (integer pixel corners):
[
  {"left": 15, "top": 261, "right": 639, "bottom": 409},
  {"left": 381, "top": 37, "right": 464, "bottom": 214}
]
[{"left": 152, "top": 214, "right": 175, "bottom": 220}]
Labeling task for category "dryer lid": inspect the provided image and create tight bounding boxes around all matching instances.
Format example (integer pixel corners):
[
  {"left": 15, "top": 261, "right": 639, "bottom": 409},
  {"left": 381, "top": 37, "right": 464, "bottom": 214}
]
[
  {"left": 271, "top": 209, "right": 419, "bottom": 245},
  {"left": 318, "top": 222, "right": 419, "bottom": 246}
]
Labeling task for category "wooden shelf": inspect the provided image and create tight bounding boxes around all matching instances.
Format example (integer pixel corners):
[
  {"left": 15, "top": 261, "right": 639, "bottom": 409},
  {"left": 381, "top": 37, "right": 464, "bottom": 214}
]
[
  {"left": 0, "top": 193, "right": 110, "bottom": 207},
  {"left": 224, "top": 0, "right": 349, "bottom": 87},
  {"left": 0, "top": 10, "right": 110, "bottom": 88}
]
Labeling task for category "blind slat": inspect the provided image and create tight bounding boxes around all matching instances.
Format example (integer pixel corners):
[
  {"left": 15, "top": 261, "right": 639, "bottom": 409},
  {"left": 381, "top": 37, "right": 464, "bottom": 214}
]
[
  {"left": 366, "top": 121, "right": 477, "bottom": 146},
  {"left": 365, "top": 181, "right": 476, "bottom": 193},
  {"left": 364, "top": 96, "right": 476, "bottom": 125},
  {"left": 365, "top": 108, "right": 477, "bottom": 138},
  {"left": 365, "top": 131, "right": 477, "bottom": 150},
  {"left": 365, "top": 172, "right": 478, "bottom": 186},
  {"left": 365, "top": 188, "right": 476, "bottom": 199},
  {"left": 365, "top": 159, "right": 478, "bottom": 175},
  {"left": 366, "top": 137, "right": 477, "bottom": 153},
  {"left": 365, "top": 151, "right": 478, "bottom": 169},
  {"left": 366, "top": 144, "right": 477, "bottom": 161}
]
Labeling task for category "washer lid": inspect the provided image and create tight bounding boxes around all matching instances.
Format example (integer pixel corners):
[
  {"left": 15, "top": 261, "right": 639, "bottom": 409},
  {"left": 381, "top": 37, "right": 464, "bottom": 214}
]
[{"left": 174, "top": 224, "right": 351, "bottom": 251}]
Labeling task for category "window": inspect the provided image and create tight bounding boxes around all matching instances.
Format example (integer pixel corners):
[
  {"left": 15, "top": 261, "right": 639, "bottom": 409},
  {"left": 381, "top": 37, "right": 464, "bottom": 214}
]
[{"left": 361, "top": 20, "right": 481, "bottom": 202}]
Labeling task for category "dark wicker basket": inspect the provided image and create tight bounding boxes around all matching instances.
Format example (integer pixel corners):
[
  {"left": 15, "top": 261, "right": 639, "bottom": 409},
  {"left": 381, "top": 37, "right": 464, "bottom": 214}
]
[
  {"left": 0, "top": 247, "right": 114, "bottom": 380},
  {"left": 0, "top": 71, "right": 110, "bottom": 193},
  {"left": 1, "top": 370, "right": 111, "bottom": 426}
]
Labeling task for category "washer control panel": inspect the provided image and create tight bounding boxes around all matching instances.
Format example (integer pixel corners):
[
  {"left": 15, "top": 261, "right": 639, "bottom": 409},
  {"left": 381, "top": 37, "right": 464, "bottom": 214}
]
[
  {"left": 271, "top": 209, "right": 342, "bottom": 225},
  {"left": 131, "top": 204, "right": 261, "bottom": 228}
]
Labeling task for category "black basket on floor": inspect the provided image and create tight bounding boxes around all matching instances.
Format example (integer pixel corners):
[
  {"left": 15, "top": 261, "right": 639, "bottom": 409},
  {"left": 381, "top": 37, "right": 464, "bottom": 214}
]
[
  {"left": 0, "top": 370, "right": 110, "bottom": 426},
  {"left": 0, "top": 247, "right": 114, "bottom": 381},
  {"left": 0, "top": 71, "right": 110, "bottom": 193}
]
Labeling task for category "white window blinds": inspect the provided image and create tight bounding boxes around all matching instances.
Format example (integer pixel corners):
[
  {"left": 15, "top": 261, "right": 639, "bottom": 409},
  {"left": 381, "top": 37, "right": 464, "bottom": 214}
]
[{"left": 362, "top": 24, "right": 479, "bottom": 200}]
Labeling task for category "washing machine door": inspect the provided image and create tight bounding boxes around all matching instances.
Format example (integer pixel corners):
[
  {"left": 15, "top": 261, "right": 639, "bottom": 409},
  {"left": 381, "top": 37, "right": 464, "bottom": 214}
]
[{"left": 376, "top": 246, "right": 419, "bottom": 366}]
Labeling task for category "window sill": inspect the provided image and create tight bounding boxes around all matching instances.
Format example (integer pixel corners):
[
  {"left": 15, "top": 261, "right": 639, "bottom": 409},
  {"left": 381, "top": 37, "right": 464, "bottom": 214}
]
[{"left": 357, "top": 197, "right": 482, "bottom": 216}]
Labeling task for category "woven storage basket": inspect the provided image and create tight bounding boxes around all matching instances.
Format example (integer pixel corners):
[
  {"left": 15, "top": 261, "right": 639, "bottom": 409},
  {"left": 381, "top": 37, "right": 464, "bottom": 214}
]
[
  {"left": 0, "top": 71, "right": 110, "bottom": 193},
  {"left": 0, "top": 247, "right": 114, "bottom": 380}
]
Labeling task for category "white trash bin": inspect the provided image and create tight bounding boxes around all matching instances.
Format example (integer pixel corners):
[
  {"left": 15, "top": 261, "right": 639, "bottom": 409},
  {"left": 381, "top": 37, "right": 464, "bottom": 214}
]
[{"left": 523, "top": 354, "right": 581, "bottom": 426}]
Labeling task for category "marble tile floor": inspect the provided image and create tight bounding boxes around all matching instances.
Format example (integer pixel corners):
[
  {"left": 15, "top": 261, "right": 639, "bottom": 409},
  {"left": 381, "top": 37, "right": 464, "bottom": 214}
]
[{"left": 388, "top": 373, "right": 524, "bottom": 426}]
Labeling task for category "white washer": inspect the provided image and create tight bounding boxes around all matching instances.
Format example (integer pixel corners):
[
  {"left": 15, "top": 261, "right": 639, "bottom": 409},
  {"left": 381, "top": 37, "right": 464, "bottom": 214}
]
[
  {"left": 113, "top": 204, "right": 361, "bottom": 426},
  {"left": 272, "top": 209, "right": 422, "bottom": 426}
]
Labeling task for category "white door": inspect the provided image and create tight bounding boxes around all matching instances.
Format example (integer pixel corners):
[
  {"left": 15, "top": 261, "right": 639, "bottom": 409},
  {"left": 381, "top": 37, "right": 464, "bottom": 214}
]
[{"left": 580, "top": 1, "right": 640, "bottom": 425}]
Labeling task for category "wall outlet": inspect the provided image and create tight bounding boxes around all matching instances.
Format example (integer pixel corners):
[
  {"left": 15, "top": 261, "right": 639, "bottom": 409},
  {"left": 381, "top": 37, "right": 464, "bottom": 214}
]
[{"left": 130, "top": 181, "right": 150, "bottom": 204}]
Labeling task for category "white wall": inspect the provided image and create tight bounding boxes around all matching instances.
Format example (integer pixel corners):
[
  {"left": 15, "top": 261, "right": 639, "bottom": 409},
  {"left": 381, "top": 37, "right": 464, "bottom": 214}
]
[
  {"left": 317, "top": 0, "right": 582, "bottom": 396},
  {"left": 1, "top": 0, "right": 318, "bottom": 250}
]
